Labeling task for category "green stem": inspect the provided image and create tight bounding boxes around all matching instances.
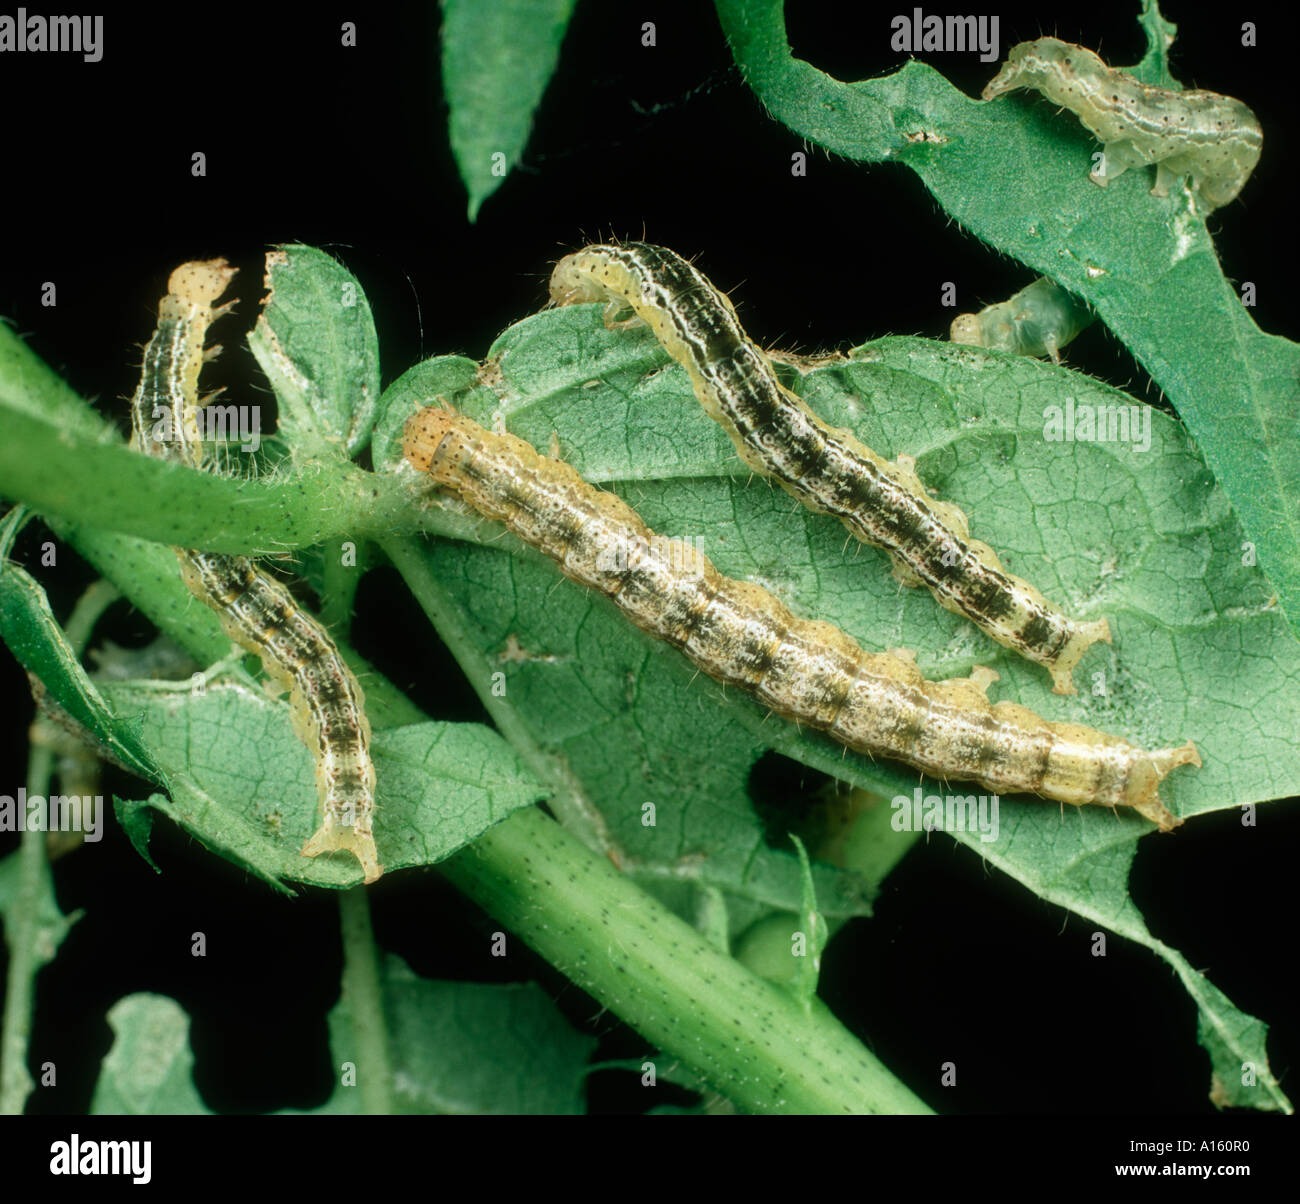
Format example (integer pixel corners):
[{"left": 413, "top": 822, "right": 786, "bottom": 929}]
[
  {"left": 443, "top": 808, "right": 930, "bottom": 1114},
  {"left": 319, "top": 539, "right": 359, "bottom": 636},
  {"left": 0, "top": 406, "right": 412, "bottom": 554},
  {"left": 0, "top": 745, "right": 54, "bottom": 1115},
  {"left": 336, "top": 888, "right": 394, "bottom": 1114},
  {"left": 61, "top": 579, "right": 120, "bottom": 655},
  {"left": 0, "top": 326, "right": 469, "bottom": 557}
]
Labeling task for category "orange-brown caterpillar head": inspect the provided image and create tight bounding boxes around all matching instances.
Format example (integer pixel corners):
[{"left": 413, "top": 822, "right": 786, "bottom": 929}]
[
  {"left": 402, "top": 405, "right": 459, "bottom": 475},
  {"left": 166, "top": 258, "right": 237, "bottom": 309}
]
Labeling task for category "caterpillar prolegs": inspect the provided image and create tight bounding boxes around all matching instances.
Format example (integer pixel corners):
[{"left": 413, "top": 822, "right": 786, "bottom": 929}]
[
  {"left": 131, "top": 260, "right": 380, "bottom": 882},
  {"left": 548, "top": 242, "right": 1111, "bottom": 695},
  {"left": 402, "top": 407, "right": 1199, "bottom": 831}
]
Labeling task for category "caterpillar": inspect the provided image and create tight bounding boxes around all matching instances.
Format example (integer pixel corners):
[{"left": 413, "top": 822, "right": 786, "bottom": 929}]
[
  {"left": 949, "top": 276, "right": 1095, "bottom": 364},
  {"left": 131, "top": 260, "right": 380, "bottom": 883},
  {"left": 402, "top": 406, "right": 1199, "bottom": 831},
  {"left": 982, "top": 37, "right": 1262, "bottom": 211},
  {"left": 548, "top": 242, "right": 1110, "bottom": 695}
]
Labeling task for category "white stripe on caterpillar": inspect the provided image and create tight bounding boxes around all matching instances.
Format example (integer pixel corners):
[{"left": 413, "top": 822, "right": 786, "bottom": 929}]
[
  {"left": 403, "top": 406, "right": 1198, "bottom": 831},
  {"left": 982, "top": 37, "right": 1262, "bottom": 211},
  {"left": 132, "top": 260, "right": 380, "bottom": 883},
  {"left": 548, "top": 241, "right": 1111, "bottom": 695},
  {"left": 950, "top": 276, "right": 1095, "bottom": 364}
]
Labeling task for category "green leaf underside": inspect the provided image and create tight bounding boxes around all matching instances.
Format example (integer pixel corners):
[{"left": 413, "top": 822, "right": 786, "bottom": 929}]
[
  {"left": 252, "top": 244, "right": 382, "bottom": 457},
  {"left": 100, "top": 681, "right": 544, "bottom": 889},
  {"left": 315, "top": 953, "right": 595, "bottom": 1114},
  {"left": 441, "top": 0, "right": 578, "bottom": 221},
  {"left": 392, "top": 302, "right": 1294, "bottom": 1108},
  {"left": 90, "top": 995, "right": 209, "bottom": 1115},
  {"left": 714, "top": 0, "right": 1300, "bottom": 649},
  {"left": 372, "top": 355, "right": 482, "bottom": 474}
]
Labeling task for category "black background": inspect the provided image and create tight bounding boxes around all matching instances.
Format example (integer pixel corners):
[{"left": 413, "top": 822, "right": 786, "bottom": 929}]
[{"left": 0, "top": 0, "right": 1296, "bottom": 1127}]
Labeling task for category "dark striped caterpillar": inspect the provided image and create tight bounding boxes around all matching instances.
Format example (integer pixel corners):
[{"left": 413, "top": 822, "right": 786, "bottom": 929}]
[
  {"left": 982, "top": 37, "right": 1262, "bottom": 211},
  {"left": 403, "top": 406, "right": 1199, "bottom": 831},
  {"left": 548, "top": 242, "right": 1111, "bottom": 695},
  {"left": 131, "top": 260, "right": 380, "bottom": 882},
  {"left": 950, "top": 276, "right": 1095, "bottom": 364}
]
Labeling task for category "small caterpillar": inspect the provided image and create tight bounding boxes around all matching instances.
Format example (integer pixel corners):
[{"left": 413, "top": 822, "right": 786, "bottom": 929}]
[
  {"left": 982, "top": 37, "right": 1262, "bottom": 211},
  {"left": 132, "top": 260, "right": 380, "bottom": 883},
  {"left": 548, "top": 242, "right": 1110, "bottom": 695},
  {"left": 950, "top": 276, "right": 1095, "bottom": 364},
  {"left": 403, "top": 407, "right": 1199, "bottom": 831}
]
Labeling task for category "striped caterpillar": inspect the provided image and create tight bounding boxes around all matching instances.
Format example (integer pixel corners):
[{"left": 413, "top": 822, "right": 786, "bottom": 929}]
[
  {"left": 402, "top": 407, "right": 1198, "bottom": 830},
  {"left": 949, "top": 276, "right": 1095, "bottom": 364},
  {"left": 548, "top": 242, "right": 1110, "bottom": 695},
  {"left": 131, "top": 260, "right": 380, "bottom": 883},
  {"left": 982, "top": 37, "right": 1262, "bottom": 211}
]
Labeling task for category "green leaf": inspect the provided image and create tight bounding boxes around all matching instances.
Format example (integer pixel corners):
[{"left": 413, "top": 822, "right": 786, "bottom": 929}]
[
  {"left": 0, "top": 313, "right": 105, "bottom": 442},
  {"left": 1198, "top": 979, "right": 1282, "bottom": 1112},
  {"left": 1130, "top": 0, "right": 1180, "bottom": 89},
  {"left": 113, "top": 795, "right": 161, "bottom": 874},
  {"left": 371, "top": 354, "right": 483, "bottom": 474},
  {"left": 715, "top": 0, "right": 1300, "bottom": 645},
  {"left": 788, "top": 836, "right": 826, "bottom": 1010},
  {"left": 90, "top": 994, "right": 209, "bottom": 1114},
  {"left": 321, "top": 953, "right": 595, "bottom": 1114},
  {"left": 387, "top": 302, "right": 1297, "bottom": 1108},
  {"left": 100, "top": 680, "right": 545, "bottom": 888},
  {"left": 441, "top": 0, "right": 578, "bottom": 220},
  {"left": 0, "top": 557, "right": 156, "bottom": 783},
  {"left": 249, "top": 244, "right": 382, "bottom": 456}
]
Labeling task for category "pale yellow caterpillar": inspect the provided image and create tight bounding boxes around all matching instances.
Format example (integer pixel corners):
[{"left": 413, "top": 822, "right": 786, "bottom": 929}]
[
  {"left": 548, "top": 242, "right": 1110, "bottom": 695},
  {"left": 950, "top": 276, "right": 1095, "bottom": 364},
  {"left": 403, "top": 407, "right": 1199, "bottom": 831},
  {"left": 982, "top": 37, "right": 1262, "bottom": 211},
  {"left": 131, "top": 260, "right": 380, "bottom": 883}
]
